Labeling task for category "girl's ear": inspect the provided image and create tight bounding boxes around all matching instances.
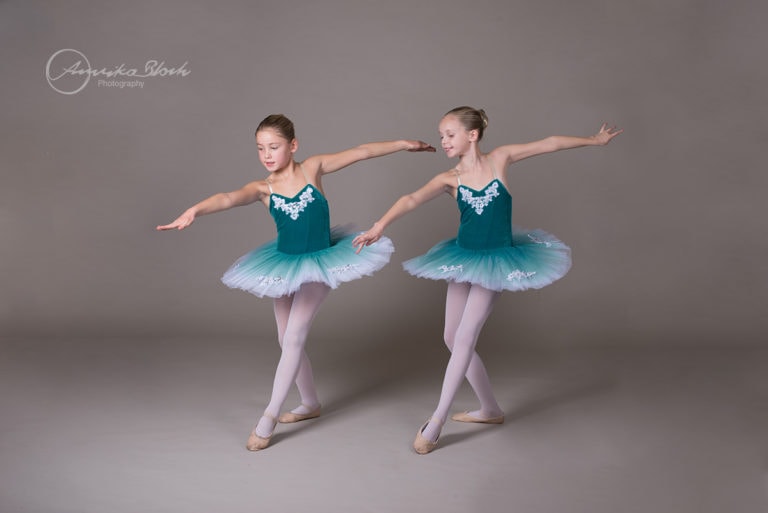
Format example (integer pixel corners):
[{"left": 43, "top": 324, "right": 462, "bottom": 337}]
[
  {"left": 290, "top": 138, "right": 298, "bottom": 153},
  {"left": 468, "top": 129, "right": 479, "bottom": 142}
]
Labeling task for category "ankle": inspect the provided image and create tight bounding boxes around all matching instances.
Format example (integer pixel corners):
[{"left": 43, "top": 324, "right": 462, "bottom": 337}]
[
  {"left": 471, "top": 408, "right": 504, "bottom": 418},
  {"left": 421, "top": 417, "right": 444, "bottom": 443},
  {"left": 255, "top": 413, "right": 277, "bottom": 438},
  {"left": 291, "top": 402, "right": 321, "bottom": 414}
]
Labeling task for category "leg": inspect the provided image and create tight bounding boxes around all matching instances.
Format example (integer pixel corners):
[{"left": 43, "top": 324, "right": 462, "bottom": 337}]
[
  {"left": 251, "top": 282, "right": 330, "bottom": 445},
  {"left": 273, "top": 295, "right": 321, "bottom": 417},
  {"left": 420, "top": 284, "right": 500, "bottom": 445},
  {"left": 444, "top": 282, "right": 503, "bottom": 420}
]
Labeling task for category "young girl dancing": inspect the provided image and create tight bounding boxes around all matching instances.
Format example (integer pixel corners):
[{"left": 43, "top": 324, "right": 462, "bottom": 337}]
[
  {"left": 353, "top": 106, "right": 622, "bottom": 454},
  {"left": 158, "top": 114, "right": 434, "bottom": 450}
]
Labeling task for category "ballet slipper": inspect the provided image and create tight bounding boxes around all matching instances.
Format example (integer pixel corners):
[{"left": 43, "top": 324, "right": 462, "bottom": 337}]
[
  {"left": 413, "top": 418, "right": 443, "bottom": 455},
  {"left": 451, "top": 411, "right": 504, "bottom": 424},
  {"left": 246, "top": 414, "right": 277, "bottom": 451},
  {"left": 278, "top": 405, "right": 321, "bottom": 423}
]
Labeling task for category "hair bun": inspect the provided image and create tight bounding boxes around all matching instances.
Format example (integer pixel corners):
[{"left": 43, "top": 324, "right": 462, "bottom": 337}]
[{"left": 478, "top": 108, "right": 489, "bottom": 128}]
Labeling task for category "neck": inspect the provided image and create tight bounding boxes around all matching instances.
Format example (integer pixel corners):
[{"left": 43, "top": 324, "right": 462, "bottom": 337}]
[
  {"left": 268, "top": 160, "right": 299, "bottom": 180},
  {"left": 456, "top": 147, "right": 483, "bottom": 173}
]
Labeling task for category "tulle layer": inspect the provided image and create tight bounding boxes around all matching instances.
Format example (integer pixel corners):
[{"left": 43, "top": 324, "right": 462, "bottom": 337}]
[
  {"left": 221, "top": 226, "right": 393, "bottom": 298},
  {"left": 402, "top": 227, "right": 571, "bottom": 292}
]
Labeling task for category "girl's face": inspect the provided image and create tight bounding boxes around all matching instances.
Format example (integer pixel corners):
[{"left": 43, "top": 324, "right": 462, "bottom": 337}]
[
  {"left": 256, "top": 128, "right": 297, "bottom": 172},
  {"left": 438, "top": 115, "right": 475, "bottom": 158}
]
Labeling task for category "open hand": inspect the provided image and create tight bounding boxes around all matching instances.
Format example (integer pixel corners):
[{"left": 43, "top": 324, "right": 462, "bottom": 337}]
[
  {"left": 592, "top": 123, "right": 623, "bottom": 145},
  {"left": 353, "top": 225, "right": 384, "bottom": 254},
  {"left": 405, "top": 140, "right": 437, "bottom": 152},
  {"left": 156, "top": 210, "right": 195, "bottom": 231}
]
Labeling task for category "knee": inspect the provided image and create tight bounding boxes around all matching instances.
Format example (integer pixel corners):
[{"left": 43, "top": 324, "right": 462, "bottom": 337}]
[
  {"left": 443, "top": 332, "right": 455, "bottom": 350},
  {"left": 281, "top": 332, "right": 306, "bottom": 353},
  {"left": 452, "top": 328, "right": 479, "bottom": 353}
]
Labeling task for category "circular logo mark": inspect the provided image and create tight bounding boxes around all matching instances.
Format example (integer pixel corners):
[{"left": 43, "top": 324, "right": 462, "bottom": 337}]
[{"left": 45, "top": 49, "right": 91, "bottom": 95}]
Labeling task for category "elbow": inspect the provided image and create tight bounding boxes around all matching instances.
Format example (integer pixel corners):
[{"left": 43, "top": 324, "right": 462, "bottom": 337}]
[
  {"left": 544, "top": 136, "right": 561, "bottom": 152},
  {"left": 220, "top": 192, "right": 236, "bottom": 209},
  {"left": 400, "top": 193, "right": 418, "bottom": 211},
  {"left": 356, "top": 144, "right": 376, "bottom": 160}
]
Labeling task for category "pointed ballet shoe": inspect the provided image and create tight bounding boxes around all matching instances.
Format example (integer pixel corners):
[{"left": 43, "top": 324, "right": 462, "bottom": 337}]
[
  {"left": 246, "top": 414, "right": 276, "bottom": 451},
  {"left": 246, "top": 430, "right": 271, "bottom": 451},
  {"left": 451, "top": 411, "right": 505, "bottom": 424},
  {"left": 413, "top": 418, "right": 443, "bottom": 455},
  {"left": 278, "top": 405, "right": 321, "bottom": 423}
]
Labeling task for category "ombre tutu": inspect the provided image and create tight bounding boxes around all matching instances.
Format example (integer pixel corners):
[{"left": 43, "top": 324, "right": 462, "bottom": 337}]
[
  {"left": 403, "top": 177, "right": 571, "bottom": 292},
  {"left": 222, "top": 183, "right": 392, "bottom": 298},
  {"left": 403, "top": 227, "right": 570, "bottom": 292},
  {"left": 222, "top": 225, "right": 393, "bottom": 298}
]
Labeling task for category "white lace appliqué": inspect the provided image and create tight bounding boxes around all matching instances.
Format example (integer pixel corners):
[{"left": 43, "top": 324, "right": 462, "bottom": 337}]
[
  {"left": 329, "top": 264, "right": 359, "bottom": 274},
  {"left": 439, "top": 265, "right": 463, "bottom": 273},
  {"left": 273, "top": 187, "right": 315, "bottom": 220},
  {"left": 459, "top": 182, "right": 500, "bottom": 215},
  {"left": 254, "top": 275, "right": 284, "bottom": 285},
  {"left": 527, "top": 233, "right": 553, "bottom": 247},
  {"left": 507, "top": 270, "right": 536, "bottom": 281}
]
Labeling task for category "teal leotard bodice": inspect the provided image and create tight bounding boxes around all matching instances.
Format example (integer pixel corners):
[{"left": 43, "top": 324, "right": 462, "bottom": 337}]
[
  {"left": 403, "top": 168, "right": 571, "bottom": 291},
  {"left": 270, "top": 184, "right": 331, "bottom": 254},
  {"left": 456, "top": 179, "right": 513, "bottom": 250},
  {"left": 221, "top": 164, "right": 394, "bottom": 298},
  {"left": 401, "top": 168, "right": 572, "bottom": 293}
]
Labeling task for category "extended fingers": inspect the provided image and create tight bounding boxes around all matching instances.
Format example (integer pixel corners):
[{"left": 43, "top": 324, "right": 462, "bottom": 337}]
[
  {"left": 605, "top": 126, "right": 623, "bottom": 139},
  {"left": 353, "top": 237, "right": 368, "bottom": 254},
  {"left": 352, "top": 233, "right": 378, "bottom": 253},
  {"left": 408, "top": 141, "right": 436, "bottom": 152},
  {"left": 156, "top": 219, "right": 190, "bottom": 231}
]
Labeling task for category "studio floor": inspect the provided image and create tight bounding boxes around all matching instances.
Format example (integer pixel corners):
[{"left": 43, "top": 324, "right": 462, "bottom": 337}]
[{"left": 1, "top": 337, "right": 766, "bottom": 513}]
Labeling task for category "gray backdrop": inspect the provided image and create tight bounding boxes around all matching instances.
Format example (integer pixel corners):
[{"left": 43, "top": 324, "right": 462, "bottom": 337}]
[{"left": 2, "top": 0, "right": 766, "bottom": 346}]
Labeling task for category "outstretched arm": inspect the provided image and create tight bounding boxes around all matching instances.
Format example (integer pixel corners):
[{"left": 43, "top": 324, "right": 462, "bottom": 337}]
[
  {"left": 495, "top": 123, "right": 623, "bottom": 165},
  {"left": 353, "top": 171, "right": 453, "bottom": 253},
  {"left": 306, "top": 139, "right": 435, "bottom": 175},
  {"left": 156, "top": 181, "right": 266, "bottom": 231}
]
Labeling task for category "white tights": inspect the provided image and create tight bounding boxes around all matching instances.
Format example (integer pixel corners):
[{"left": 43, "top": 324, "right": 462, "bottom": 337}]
[
  {"left": 421, "top": 282, "right": 501, "bottom": 443},
  {"left": 254, "top": 282, "right": 329, "bottom": 437}
]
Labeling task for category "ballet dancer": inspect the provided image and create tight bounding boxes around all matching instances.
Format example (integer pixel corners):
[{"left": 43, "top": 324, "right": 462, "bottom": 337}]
[
  {"left": 354, "top": 106, "right": 622, "bottom": 454},
  {"left": 158, "top": 114, "right": 434, "bottom": 450}
]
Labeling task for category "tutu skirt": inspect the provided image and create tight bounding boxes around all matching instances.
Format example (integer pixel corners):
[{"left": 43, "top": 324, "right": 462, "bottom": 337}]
[
  {"left": 402, "top": 227, "right": 571, "bottom": 292},
  {"left": 222, "top": 225, "right": 393, "bottom": 298}
]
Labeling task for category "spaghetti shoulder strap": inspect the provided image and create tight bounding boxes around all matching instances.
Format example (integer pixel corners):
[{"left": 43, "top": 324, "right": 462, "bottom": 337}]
[
  {"left": 266, "top": 178, "right": 274, "bottom": 194},
  {"left": 453, "top": 169, "right": 462, "bottom": 186},
  {"left": 489, "top": 160, "right": 498, "bottom": 180}
]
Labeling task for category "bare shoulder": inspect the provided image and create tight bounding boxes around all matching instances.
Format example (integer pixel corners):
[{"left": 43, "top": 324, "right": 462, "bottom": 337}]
[
  {"left": 487, "top": 146, "right": 517, "bottom": 168},
  {"left": 432, "top": 168, "right": 461, "bottom": 194},
  {"left": 404, "top": 168, "right": 458, "bottom": 204},
  {"left": 409, "top": 168, "right": 457, "bottom": 195},
  {"left": 242, "top": 178, "right": 270, "bottom": 192},
  {"left": 238, "top": 179, "right": 271, "bottom": 201},
  {"left": 298, "top": 156, "right": 323, "bottom": 178},
  {"left": 430, "top": 168, "right": 456, "bottom": 183}
]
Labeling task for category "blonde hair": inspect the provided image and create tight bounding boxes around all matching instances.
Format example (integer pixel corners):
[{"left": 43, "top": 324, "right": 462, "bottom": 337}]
[
  {"left": 444, "top": 106, "right": 489, "bottom": 140},
  {"left": 255, "top": 114, "right": 296, "bottom": 141}
]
